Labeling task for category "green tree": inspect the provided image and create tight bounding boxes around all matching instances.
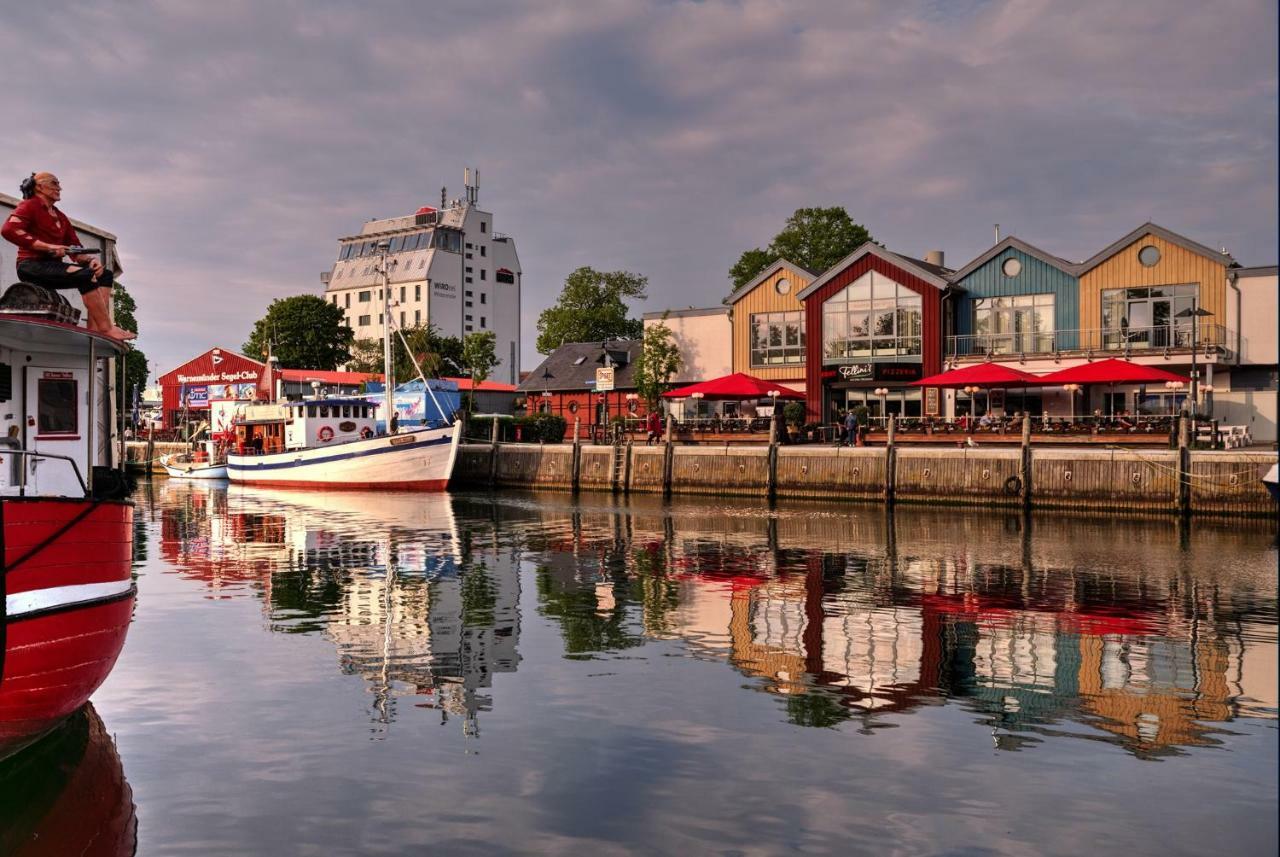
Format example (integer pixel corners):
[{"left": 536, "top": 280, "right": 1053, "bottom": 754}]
[
  {"left": 727, "top": 207, "right": 874, "bottom": 296},
  {"left": 112, "top": 282, "right": 148, "bottom": 420},
  {"left": 535, "top": 267, "right": 647, "bottom": 354},
  {"left": 348, "top": 324, "right": 463, "bottom": 381},
  {"left": 461, "top": 330, "right": 497, "bottom": 411},
  {"left": 244, "top": 295, "right": 353, "bottom": 370},
  {"left": 632, "top": 313, "right": 682, "bottom": 406}
]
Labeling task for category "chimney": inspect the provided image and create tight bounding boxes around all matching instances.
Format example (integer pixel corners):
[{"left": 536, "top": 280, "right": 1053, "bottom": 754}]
[{"left": 924, "top": 250, "right": 945, "bottom": 268}]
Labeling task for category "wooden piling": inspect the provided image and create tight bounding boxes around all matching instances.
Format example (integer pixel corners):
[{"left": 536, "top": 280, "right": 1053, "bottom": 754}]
[
  {"left": 663, "top": 416, "right": 674, "bottom": 496},
  {"left": 488, "top": 416, "right": 500, "bottom": 487},
  {"left": 1178, "top": 416, "right": 1190, "bottom": 516},
  {"left": 1021, "top": 415, "right": 1033, "bottom": 511},
  {"left": 885, "top": 415, "right": 897, "bottom": 504},
  {"left": 571, "top": 417, "right": 582, "bottom": 492},
  {"left": 766, "top": 417, "right": 778, "bottom": 501}
]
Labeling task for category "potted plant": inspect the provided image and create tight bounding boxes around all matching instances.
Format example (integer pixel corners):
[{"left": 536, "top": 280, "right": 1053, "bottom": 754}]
[
  {"left": 783, "top": 402, "right": 806, "bottom": 442},
  {"left": 851, "top": 405, "right": 870, "bottom": 446}
]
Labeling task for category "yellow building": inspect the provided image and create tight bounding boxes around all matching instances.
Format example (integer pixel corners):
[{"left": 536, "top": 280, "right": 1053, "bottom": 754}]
[{"left": 728, "top": 259, "right": 815, "bottom": 393}]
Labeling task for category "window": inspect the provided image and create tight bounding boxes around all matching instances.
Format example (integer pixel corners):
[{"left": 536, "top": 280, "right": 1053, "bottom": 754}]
[
  {"left": 466, "top": 301, "right": 473, "bottom": 307},
  {"left": 466, "top": 266, "right": 473, "bottom": 273},
  {"left": 331, "top": 294, "right": 338, "bottom": 304},
  {"left": 466, "top": 242, "right": 473, "bottom": 249},
  {"left": 358, "top": 315, "right": 371, "bottom": 326},
  {"left": 480, "top": 293, "right": 487, "bottom": 304},
  {"left": 344, "top": 294, "right": 350, "bottom": 308},
  {"left": 1101, "top": 284, "right": 1198, "bottom": 349},
  {"left": 465, "top": 325, "right": 473, "bottom": 332},
  {"left": 378, "top": 313, "right": 383, "bottom": 324},
  {"left": 399, "top": 286, "right": 405, "bottom": 302},
  {"left": 415, "top": 310, "right": 421, "bottom": 324},
  {"left": 37, "top": 376, "right": 78, "bottom": 436},
  {"left": 465, "top": 314, "right": 473, "bottom": 321},
  {"left": 418, "top": 259, "right": 426, "bottom": 269},
  {"left": 307, "top": 405, "right": 318, "bottom": 418},
  {"left": 1002, "top": 258, "right": 1022, "bottom": 277},
  {"left": 358, "top": 290, "right": 371, "bottom": 302},
  {"left": 480, "top": 317, "right": 486, "bottom": 328},
  {"left": 973, "top": 294, "right": 1055, "bottom": 354},
  {"left": 495, "top": 268, "right": 515, "bottom": 284},
  {"left": 389, "top": 236, "right": 404, "bottom": 253},
  {"left": 480, "top": 246, "right": 487, "bottom": 257},
  {"left": 466, "top": 277, "right": 473, "bottom": 283},
  {"left": 414, "top": 284, "right": 421, "bottom": 301},
  {"left": 400, "top": 311, "right": 406, "bottom": 325},
  {"left": 480, "top": 270, "right": 486, "bottom": 281},
  {"left": 480, "top": 222, "right": 487, "bottom": 233},
  {"left": 750, "top": 311, "right": 806, "bottom": 366},
  {"left": 821, "top": 270, "right": 921, "bottom": 362},
  {"left": 465, "top": 290, "right": 473, "bottom": 297},
  {"left": 1138, "top": 245, "right": 1161, "bottom": 267},
  {"left": 775, "top": 278, "right": 791, "bottom": 295},
  {"left": 342, "top": 406, "right": 351, "bottom": 418}
]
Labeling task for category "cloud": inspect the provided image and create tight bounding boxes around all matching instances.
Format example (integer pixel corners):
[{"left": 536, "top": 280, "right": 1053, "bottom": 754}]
[{"left": 0, "top": 0, "right": 1273, "bottom": 374}]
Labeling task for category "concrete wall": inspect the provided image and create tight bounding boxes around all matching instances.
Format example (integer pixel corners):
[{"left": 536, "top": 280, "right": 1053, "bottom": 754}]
[
  {"left": 896, "top": 447, "right": 1023, "bottom": 506},
  {"left": 643, "top": 309, "right": 732, "bottom": 384},
  {"left": 1032, "top": 449, "right": 1178, "bottom": 512},
  {"left": 775, "top": 446, "right": 886, "bottom": 500},
  {"left": 1228, "top": 268, "right": 1277, "bottom": 366}
]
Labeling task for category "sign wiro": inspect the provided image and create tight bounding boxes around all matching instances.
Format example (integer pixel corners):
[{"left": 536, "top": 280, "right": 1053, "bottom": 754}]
[{"left": 596, "top": 367, "right": 615, "bottom": 391}]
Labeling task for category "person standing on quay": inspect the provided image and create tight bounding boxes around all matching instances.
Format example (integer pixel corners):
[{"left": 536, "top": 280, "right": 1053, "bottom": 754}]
[
  {"left": 645, "top": 408, "right": 662, "bottom": 445},
  {"left": 2, "top": 172, "right": 135, "bottom": 342},
  {"left": 844, "top": 408, "right": 858, "bottom": 447}
]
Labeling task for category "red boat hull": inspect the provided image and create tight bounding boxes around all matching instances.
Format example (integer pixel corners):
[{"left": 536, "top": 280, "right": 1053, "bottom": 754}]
[{"left": 1, "top": 499, "right": 135, "bottom": 760}]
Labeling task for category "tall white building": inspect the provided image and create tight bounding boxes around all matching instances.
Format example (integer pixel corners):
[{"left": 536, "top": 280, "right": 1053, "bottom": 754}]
[{"left": 322, "top": 170, "right": 523, "bottom": 384}]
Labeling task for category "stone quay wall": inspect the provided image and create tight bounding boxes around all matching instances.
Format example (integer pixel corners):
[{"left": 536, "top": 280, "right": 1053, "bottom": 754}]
[{"left": 451, "top": 440, "right": 1276, "bottom": 517}]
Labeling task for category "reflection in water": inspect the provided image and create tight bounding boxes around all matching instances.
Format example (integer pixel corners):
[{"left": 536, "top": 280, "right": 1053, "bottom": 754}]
[
  {"left": 151, "top": 481, "right": 1277, "bottom": 759},
  {"left": 0, "top": 704, "right": 136, "bottom": 856}
]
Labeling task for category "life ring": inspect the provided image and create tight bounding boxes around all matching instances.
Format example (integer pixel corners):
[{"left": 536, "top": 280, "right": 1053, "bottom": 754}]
[
  {"left": 1003, "top": 475, "right": 1023, "bottom": 495},
  {"left": 360, "top": 427, "right": 374, "bottom": 439},
  {"left": 317, "top": 425, "right": 334, "bottom": 442}
]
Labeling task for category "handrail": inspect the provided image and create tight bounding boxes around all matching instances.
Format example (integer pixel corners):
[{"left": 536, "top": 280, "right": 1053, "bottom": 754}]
[
  {"left": 0, "top": 448, "right": 89, "bottom": 497},
  {"left": 947, "top": 323, "right": 1233, "bottom": 358}
]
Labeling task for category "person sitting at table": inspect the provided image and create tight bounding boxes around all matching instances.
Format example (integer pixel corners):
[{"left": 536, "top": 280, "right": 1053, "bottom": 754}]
[
  {"left": 978, "top": 412, "right": 993, "bottom": 430},
  {"left": 1115, "top": 409, "right": 1135, "bottom": 430}
]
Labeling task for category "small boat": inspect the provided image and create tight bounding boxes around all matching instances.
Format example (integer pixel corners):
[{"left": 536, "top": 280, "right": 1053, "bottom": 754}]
[
  {"left": 0, "top": 288, "right": 135, "bottom": 762},
  {"left": 1264, "top": 463, "right": 1279, "bottom": 502},
  {"left": 160, "top": 439, "right": 228, "bottom": 479}
]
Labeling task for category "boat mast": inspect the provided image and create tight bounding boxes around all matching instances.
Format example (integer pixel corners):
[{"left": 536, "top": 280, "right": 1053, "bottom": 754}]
[{"left": 379, "top": 239, "right": 394, "bottom": 433}]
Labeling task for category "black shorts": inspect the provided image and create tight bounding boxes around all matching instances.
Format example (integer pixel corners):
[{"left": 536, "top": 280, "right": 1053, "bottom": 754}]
[{"left": 16, "top": 259, "right": 113, "bottom": 296}]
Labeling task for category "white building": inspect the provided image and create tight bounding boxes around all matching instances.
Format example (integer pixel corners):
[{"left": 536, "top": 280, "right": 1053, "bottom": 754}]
[{"left": 322, "top": 170, "right": 523, "bottom": 385}]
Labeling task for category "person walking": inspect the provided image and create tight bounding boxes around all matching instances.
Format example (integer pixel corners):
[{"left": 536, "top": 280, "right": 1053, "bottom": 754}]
[
  {"left": 645, "top": 409, "right": 662, "bottom": 445},
  {"left": 844, "top": 408, "right": 858, "bottom": 447},
  {"left": 2, "top": 172, "right": 135, "bottom": 341}
]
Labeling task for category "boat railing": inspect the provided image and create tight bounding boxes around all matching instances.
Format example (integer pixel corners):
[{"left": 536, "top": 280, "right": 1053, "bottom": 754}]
[{"left": 0, "top": 448, "right": 89, "bottom": 497}]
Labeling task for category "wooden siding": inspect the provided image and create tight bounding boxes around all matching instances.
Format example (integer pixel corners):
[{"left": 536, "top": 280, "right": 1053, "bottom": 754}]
[
  {"left": 954, "top": 249, "right": 1079, "bottom": 345},
  {"left": 732, "top": 267, "right": 810, "bottom": 381},
  {"left": 1079, "top": 233, "right": 1227, "bottom": 349},
  {"left": 802, "top": 255, "right": 944, "bottom": 421}
]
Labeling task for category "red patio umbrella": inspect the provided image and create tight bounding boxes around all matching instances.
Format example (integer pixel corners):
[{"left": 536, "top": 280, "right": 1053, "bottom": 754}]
[
  {"left": 910, "top": 362, "right": 1043, "bottom": 388},
  {"left": 662, "top": 373, "right": 804, "bottom": 400},
  {"left": 1037, "top": 358, "right": 1189, "bottom": 385}
]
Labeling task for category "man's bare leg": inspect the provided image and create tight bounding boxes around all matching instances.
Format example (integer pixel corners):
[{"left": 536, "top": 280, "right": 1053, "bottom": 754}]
[{"left": 81, "top": 285, "right": 136, "bottom": 341}]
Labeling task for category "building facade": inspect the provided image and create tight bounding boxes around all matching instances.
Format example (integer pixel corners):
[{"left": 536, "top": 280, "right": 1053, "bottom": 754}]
[
  {"left": 517, "top": 340, "right": 651, "bottom": 432},
  {"left": 322, "top": 170, "right": 523, "bottom": 385},
  {"left": 727, "top": 259, "right": 814, "bottom": 394},
  {"left": 642, "top": 306, "right": 732, "bottom": 384}
]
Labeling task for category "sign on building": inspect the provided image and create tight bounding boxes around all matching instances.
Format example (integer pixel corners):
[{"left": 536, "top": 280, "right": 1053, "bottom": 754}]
[{"left": 596, "top": 367, "right": 615, "bottom": 391}]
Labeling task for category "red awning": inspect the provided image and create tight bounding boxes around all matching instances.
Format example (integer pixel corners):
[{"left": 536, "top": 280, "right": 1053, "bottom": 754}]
[
  {"left": 1037, "top": 359, "right": 1190, "bottom": 385},
  {"left": 910, "top": 363, "right": 1043, "bottom": 388},
  {"left": 662, "top": 373, "right": 804, "bottom": 400}
]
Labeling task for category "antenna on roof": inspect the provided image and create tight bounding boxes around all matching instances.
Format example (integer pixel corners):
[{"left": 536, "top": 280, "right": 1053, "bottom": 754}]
[
  {"left": 994, "top": 224, "right": 1001, "bottom": 243},
  {"left": 441, "top": 186, "right": 447, "bottom": 208}
]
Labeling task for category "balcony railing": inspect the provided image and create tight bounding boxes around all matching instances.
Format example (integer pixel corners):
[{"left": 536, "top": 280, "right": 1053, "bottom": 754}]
[{"left": 947, "top": 323, "right": 1232, "bottom": 360}]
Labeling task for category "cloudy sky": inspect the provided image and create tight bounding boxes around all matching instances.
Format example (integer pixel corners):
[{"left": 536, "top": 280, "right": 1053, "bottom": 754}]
[{"left": 2, "top": 0, "right": 1275, "bottom": 377}]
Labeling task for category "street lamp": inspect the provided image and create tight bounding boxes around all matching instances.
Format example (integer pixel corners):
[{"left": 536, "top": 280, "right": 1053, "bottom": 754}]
[
  {"left": 1164, "top": 379, "right": 1185, "bottom": 416},
  {"left": 874, "top": 387, "right": 889, "bottom": 424},
  {"left": 1175, "top": 306, "right": 1214, "bottom": 420},
  {"left": 1063, "top": 383, "right": 1080, "bottom": 422}
]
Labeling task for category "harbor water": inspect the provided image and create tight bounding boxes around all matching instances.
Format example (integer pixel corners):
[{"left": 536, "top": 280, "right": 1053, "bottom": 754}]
[{"left": 5, "top": 482, "right": 1276, "bottom": 855}]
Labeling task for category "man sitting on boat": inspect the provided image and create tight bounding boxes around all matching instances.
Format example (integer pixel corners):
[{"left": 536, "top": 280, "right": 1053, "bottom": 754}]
[{"left": 1, "top": 172, "right": 136, "bottom": 341}]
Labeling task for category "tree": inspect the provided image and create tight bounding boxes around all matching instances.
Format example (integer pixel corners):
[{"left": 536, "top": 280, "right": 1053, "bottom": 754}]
[
  {"left": 244, "top": 295, "right": 353, "bottom": 370},
  {"left": 535, "top": 267, "right": 647, "bottom": 354},
  {"left": 347, "top": 324, "right": 463, "bottom": 381},
  {"left": 727, "top": 207, "right": 874, "bottom": 297},
  {"left": 632, "top": 313, "right": 682, "bottom": 406},
  {"left": 112, "top": 282, "right": 148, "bottom": 423},
  {"left": 461, "top": 330, "right": 497, "bottom": 411}
]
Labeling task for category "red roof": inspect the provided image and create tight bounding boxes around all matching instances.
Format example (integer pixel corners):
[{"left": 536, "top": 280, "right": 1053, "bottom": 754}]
[
  {"left": 443, "top": 376, "right": 517, "bottom": 392},
  {"left": 280, "top": 369, "right": 381, "bottom": 385},
  {"left": 911, "top": 362, "right": 1043, "bottom": 388},
  {"left": 662, "top": 373, "right": 804, "bottom": 400},
  {"left": 414, "top": 205, "right": 437, "bottom": 215},
  {"left": 1038, "top": 359, "right": 1190, "bottom": 385}
]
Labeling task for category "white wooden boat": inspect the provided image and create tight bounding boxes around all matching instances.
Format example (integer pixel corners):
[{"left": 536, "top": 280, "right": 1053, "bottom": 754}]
[
  {"left": 160, "top": 441, "right": 228, "bottom": 479},
  {"left": 225, "top": 398, "right": 459, "bottom": 490},
  {"left": 1263, "top": 463, "right": 1279, "bottom": 502}
]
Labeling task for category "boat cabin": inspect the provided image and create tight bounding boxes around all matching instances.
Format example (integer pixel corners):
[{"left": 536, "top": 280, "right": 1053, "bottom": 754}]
[
  {"left": 0, "top": 316, "right": 126, "bottom": 497},
  {"left": 233, "top": 398, "right": 380, "bottom": 454}
]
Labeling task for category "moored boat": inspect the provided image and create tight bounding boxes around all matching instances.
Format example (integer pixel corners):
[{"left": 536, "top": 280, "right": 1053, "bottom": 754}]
[
  {"left": 0, "top": 297, "right": 135, "bottom": 761},
  {"left": 159, "top": 439, "right": 228, "bottom": 479},
  {"left": 1264, "top": 463, "right": 1279, "bottom": 502}
]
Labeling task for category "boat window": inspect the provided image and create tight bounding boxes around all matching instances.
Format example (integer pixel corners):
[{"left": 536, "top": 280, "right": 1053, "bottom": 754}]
[
  {"left": 320, "top": 406, "right": 330, "bottom": 418},
  {"left": 342, "top": 405, "right": 351, "bottom": 418},
  {"left": 308, "top": 405, "right": 317, "bottom": 418},
  {"left": 37, "top": 377, "right": 78, "bottom": 435}
]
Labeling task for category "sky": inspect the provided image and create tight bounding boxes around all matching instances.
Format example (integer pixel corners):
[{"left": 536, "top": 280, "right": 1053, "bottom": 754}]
[{"left": 2, "top": 0, "right": 1275, "bottom": 380}]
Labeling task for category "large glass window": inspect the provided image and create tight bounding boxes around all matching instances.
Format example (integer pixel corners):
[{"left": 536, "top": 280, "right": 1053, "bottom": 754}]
[
  {"left": 972, "top": 294, "right": 1055, "bottom": 354},
  {"left": 1101, "top": 285, "right": 1197, "bottom": 349},
  {"left": 750, "top": 311, "right": 806, "bottom": 366},
  {"left": 37, "top": 377, "right": 78, "bottom": 435},
  {"left": 822, "top": 271, "right": 921, "bottom": 362}
]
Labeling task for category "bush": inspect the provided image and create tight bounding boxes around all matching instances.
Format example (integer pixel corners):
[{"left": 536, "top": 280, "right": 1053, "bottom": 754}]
[
  {"left": 783, "top": 401, "right": 807, "bottom": 427},
  {"left": 467, "top": 413, "right": 567, "bottom": 443}
]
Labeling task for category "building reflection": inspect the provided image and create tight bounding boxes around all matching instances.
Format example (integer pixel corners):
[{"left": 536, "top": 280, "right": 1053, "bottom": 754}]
[
  {"left": 153, "top": 481, "right": 520, "bottom": 739},
  {"left": 151, "top": 482, "right": 1276, "bottom": 757}
]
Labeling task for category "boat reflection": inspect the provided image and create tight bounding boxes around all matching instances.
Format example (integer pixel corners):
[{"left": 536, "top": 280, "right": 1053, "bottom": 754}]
[
  {"left": 151, "top": 481, "right": 1277, "bottom": 757},
  {"left": 0, "top": 704, "right": 136, "bottom": 856}
]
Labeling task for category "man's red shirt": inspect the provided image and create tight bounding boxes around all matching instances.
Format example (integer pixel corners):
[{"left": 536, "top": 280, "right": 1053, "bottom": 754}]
[{"left": 1, "top": 197, "right": 83, "bottom": 262}]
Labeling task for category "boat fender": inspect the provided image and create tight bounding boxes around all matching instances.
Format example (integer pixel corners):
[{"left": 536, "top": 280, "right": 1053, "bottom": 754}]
[
  {"left": 360, "top": 427, "right": 374, "bottom": 439},
  {"left": 1003, "top": 475, "right": 1023, "bottom": 496},
  {"left": 317, "top": 425, "right": 335, "bottom": 442}
]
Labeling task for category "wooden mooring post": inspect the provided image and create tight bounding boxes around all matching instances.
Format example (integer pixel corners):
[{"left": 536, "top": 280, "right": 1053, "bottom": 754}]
[
  {"left": 885, "top": 415, "right": 897, "bottom": 504},
  {"left": 1177, "top": 416, "right": 1191, "bottom": 516},
  {"left": 487, "top": 416, "right": 500, "bottom": 487},
  {"left": 766, "top": 416, "right": 779, "bottom": 501},
  {"left": 571, "top": 417, "right": 582, "bottom": 493},
  {"left": 662, "top": 416, "right": 674, "bottom": 496},
  {"left": 1021, "top": 415, "right": 1033, "bottom": 511}
]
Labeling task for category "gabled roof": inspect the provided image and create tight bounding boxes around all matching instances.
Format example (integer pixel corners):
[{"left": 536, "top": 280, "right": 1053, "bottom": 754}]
[
  {"left": 1078, "top": 222, "right": 1235, "bottom": 274},
  {"left": 517, "top": 339, "right": 642, "bottom": 393},
  {"left": 795, "top": 242, "right": 952, "bottom": 300},
  {"left": 727, "top": 259, "right": 817, "bottom": 305},
  {"left": 949, "top": 236, "right": 1081, "bottom": 282}
]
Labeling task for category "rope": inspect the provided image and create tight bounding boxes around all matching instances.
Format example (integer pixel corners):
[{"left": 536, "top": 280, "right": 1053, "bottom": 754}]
[{"left": 1101, "top": 445, "right": 1266, "bottom": 485}]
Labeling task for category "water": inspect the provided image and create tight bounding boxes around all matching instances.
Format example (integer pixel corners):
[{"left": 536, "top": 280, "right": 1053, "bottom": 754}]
[{"left": 6, "top": 483, "right": 1277, "bottom": 856}]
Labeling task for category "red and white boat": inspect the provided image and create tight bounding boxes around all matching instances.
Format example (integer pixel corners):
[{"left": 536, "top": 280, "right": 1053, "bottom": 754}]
[{"left": 0, "top": 301, "right": 135, "bottom": 761}]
